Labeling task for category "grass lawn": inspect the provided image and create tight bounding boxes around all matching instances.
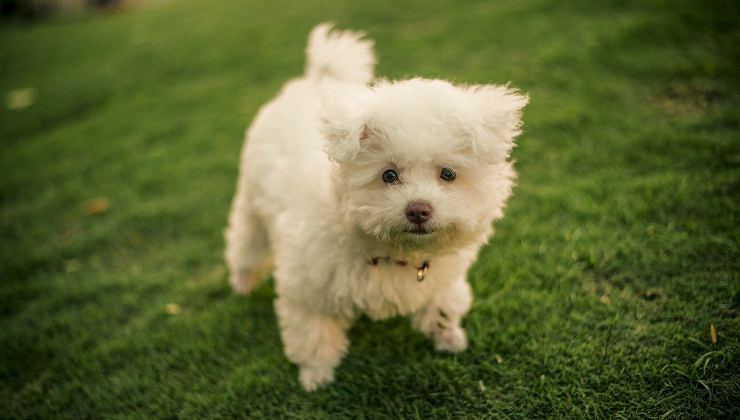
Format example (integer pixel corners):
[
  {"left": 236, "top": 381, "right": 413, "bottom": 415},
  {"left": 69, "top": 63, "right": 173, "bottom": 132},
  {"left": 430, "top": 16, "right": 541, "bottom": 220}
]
[{"left": 1, "top": 0, "right": 738, "bottom": 417}]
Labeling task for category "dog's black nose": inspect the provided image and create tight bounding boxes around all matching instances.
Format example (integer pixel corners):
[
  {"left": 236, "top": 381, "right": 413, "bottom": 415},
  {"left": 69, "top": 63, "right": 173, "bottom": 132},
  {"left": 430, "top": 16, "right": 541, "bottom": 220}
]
[{"left": 405, "top": 201, "right": 433, "bottom": 224}]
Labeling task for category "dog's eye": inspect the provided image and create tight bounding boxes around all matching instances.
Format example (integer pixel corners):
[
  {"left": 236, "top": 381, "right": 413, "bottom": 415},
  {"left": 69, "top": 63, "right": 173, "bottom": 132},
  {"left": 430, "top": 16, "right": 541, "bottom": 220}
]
[
  {"left": 382, "top": 169, "right": 399, "bottom": 184},
  {"left": 440, "top": 167, "right": 456, "bottom": 182}
]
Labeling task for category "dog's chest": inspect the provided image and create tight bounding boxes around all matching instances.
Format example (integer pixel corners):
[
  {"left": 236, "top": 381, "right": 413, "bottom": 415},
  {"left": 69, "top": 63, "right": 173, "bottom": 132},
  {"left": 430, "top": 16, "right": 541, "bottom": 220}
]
[{"left": 344, "top": 262, "right": 439, "bottom": 320}]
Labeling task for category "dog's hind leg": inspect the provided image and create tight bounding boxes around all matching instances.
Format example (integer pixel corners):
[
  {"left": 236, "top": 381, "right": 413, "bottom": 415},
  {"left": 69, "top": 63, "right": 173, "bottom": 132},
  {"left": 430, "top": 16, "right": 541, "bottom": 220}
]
[{"left": 224, "top": 189, "right": 271, "bottom": 295}]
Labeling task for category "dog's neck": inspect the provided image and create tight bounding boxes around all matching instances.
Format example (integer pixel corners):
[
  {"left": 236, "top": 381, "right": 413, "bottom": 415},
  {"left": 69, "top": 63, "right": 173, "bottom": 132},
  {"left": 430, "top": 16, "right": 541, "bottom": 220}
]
[
  {"left": 357, "top": 231, "right": 432, "bottom": 282},
  {"left": 354, "top": 227, "right": 433, "bottom": 265}
]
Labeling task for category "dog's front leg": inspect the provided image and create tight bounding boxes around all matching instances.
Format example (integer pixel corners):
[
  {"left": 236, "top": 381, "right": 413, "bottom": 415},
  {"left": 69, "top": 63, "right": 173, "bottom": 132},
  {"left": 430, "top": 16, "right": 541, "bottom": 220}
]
[
  {"left": 274, "top": 296, "right": 351, "bottom": 391},
  {"left": 412, "top": 279, "right": 472, "bottom": 353}
]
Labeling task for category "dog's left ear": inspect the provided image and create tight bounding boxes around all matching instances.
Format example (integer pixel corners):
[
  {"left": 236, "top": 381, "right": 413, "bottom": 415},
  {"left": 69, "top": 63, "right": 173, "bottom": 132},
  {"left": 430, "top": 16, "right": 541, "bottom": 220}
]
[
  {"left": 318, "top": 83, "right": 372, "bottom": 163},
  {"left": 467, "top": 85, "right": 529, "bottom": 162}
]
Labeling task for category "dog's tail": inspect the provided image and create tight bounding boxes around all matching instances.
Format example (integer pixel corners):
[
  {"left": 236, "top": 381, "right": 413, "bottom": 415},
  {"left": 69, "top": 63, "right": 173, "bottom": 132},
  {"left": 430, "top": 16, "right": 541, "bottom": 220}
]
[{"left": 305, "top": 23, "right": 376, "bottom": 84}]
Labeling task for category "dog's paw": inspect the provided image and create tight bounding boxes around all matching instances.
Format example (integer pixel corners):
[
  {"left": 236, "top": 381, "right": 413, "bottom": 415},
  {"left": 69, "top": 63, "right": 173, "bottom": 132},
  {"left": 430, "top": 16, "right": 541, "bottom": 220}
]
[
  {"left": 229, "top": 270, "right": 258, "bottom": 295},
  {"left": 299, "top": 365, "right": 335, "bottom": 391},
  {"left": 434, "top": 325, "right": 468, "bottom": 353}
]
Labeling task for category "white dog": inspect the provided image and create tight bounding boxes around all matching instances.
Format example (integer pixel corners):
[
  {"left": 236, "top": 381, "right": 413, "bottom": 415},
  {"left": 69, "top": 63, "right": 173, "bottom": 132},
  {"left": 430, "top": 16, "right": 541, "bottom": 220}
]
[{"left": 225, "top": 23, "right": 527, "bottom": 391}]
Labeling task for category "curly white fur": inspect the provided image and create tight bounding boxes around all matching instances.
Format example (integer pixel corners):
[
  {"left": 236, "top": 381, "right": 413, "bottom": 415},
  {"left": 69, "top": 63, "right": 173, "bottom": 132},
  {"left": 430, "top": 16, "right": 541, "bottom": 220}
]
[{"left": 225, "top": 23, "right": 527, "bottom": 391}]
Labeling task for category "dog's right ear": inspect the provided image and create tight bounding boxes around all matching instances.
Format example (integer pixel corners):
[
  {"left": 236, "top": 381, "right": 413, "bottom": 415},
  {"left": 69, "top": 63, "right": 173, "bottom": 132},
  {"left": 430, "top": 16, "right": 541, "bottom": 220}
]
[{"left": 318, "top": 83, "right": 372, "bottom": 163}]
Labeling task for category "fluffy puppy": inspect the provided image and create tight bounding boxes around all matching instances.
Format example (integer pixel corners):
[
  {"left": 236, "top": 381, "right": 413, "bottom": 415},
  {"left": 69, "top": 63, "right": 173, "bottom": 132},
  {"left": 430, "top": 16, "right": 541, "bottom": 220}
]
[{"left": 225, "top": 23, "right": 527, "bottom": 391}]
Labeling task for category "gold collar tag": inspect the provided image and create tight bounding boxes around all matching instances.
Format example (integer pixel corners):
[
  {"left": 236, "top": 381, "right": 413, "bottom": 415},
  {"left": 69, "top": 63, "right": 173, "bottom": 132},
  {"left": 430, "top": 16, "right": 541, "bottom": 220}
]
[{"left": 416, "top": 261, "right": 429, "bottom": 282}]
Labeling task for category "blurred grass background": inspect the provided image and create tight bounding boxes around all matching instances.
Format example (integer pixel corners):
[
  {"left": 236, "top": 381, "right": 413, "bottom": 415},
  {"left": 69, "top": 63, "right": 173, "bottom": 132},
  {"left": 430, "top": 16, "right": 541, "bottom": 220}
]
[{"left": 1, "top": 0, "right": 738, "bottom": 417}]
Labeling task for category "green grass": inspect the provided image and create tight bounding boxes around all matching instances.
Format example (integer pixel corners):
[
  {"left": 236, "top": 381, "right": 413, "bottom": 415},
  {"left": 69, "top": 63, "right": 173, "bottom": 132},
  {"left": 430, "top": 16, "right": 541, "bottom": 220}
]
[{"left": 1, "top": 0, "right": 738, "bottom": 417}]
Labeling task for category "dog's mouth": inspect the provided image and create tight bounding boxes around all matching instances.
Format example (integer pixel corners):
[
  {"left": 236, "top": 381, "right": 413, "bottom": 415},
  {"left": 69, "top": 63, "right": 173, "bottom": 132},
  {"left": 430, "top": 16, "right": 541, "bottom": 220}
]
[{"left": 403, "top": 225, "right": 434, "bottom": 236}]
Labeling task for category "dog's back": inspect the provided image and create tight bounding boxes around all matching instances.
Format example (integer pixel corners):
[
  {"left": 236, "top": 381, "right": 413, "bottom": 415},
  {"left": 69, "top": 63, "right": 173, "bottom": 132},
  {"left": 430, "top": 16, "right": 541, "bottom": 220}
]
[
  {"left": 239, "top": 24, "right": 376, "bottom": 216},
  {"left": 225, "top": 24, "right": 376, "bottom": 293}
]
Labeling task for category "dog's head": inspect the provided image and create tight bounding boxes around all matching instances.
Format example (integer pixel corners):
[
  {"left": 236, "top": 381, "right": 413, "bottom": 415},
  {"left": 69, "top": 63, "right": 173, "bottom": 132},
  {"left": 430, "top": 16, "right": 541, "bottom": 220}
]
[{"left": 320, "top": 78, "right": 527, "bottom": 252}]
